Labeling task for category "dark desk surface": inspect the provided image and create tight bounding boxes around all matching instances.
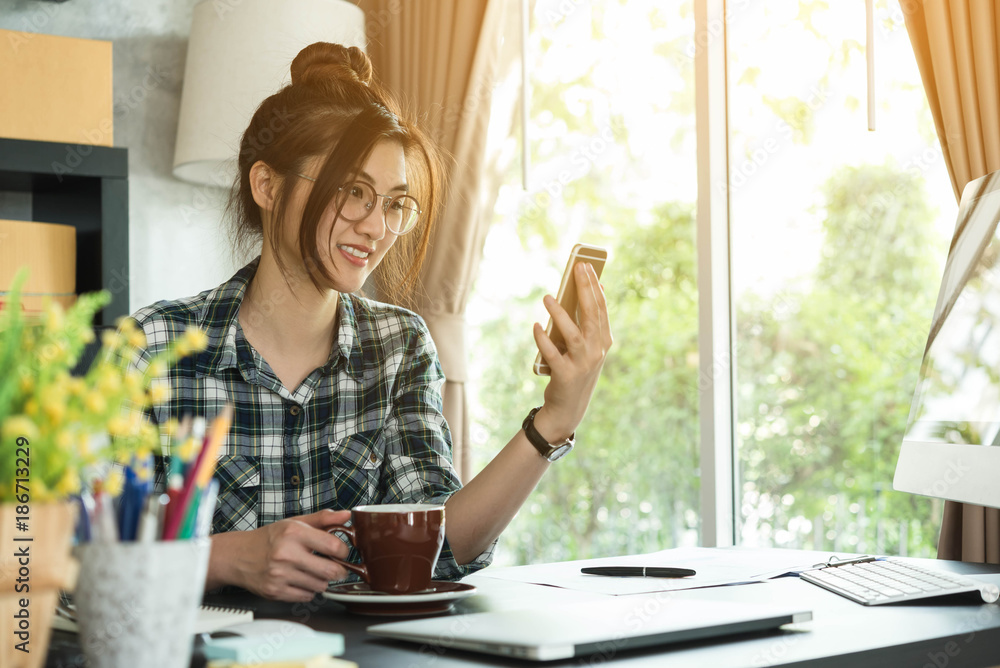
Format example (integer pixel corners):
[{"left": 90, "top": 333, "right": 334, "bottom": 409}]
[{"left": 49, "top": 549, "right": 1000, "bottom": 668}]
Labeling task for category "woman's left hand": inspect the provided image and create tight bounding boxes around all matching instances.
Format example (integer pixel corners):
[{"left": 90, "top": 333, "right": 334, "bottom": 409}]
[{"left": 532, "top": 260, "right": 613, "bottom": 439}]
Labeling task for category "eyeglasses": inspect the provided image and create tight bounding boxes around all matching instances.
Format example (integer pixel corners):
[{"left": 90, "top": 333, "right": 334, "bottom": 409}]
[{"left": 294, "top": 174, "right": 422, "bottom": 236}]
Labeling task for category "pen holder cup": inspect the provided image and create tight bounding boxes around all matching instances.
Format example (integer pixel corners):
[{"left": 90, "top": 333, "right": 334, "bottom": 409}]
[{"left": 73, "top": 539, "right": 211, "bottom": 668}]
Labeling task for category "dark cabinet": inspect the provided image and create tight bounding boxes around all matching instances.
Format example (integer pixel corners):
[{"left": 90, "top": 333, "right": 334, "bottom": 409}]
[{"left": 0, "top": 137, "right": 128, "bottom": 326}]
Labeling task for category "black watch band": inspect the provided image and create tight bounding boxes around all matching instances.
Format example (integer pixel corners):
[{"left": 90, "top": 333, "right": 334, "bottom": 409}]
[{"left": 522, "top": 407, "right": 575, "bottom": 462}]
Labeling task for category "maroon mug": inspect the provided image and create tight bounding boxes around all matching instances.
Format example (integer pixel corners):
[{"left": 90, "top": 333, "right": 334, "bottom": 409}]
[{"left": 328, "top": 504, "right": 446, "bottom": 595}]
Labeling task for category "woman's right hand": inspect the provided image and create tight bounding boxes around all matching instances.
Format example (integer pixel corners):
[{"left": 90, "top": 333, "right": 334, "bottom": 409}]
[{"left": 207, "top": 508, "right": 353, "bottom": 602}]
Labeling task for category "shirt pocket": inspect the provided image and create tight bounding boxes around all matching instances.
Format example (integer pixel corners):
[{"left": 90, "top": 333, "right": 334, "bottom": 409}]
[
  {"left": 328, "top": 428, "right": 383, "bottom": 508},
  {"left": 212, "top": 454, "right": 261, "bottom": 533}
]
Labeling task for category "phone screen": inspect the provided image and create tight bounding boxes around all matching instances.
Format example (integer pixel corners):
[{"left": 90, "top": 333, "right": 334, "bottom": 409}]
[{"left": 533, "top": 244, "right": 608, "bottom": 376}]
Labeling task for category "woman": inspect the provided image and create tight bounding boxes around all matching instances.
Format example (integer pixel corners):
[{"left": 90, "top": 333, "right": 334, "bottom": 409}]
[{"left": 132, "top": 42, "right": 612, "bottom": 602}]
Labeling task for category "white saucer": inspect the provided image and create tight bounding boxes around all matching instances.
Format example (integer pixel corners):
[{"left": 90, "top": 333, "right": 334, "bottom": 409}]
[{"left": 323, "top": 581, "right": 477, "bottom": 616}]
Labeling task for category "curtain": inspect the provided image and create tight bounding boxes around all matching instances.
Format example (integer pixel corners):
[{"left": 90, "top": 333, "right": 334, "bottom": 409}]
[
  {"left": 358, "top": 0, "right": 510, "bottom": 481},
  {"left": 903, "top": 0, "right": 1000, "bottom": 562}
]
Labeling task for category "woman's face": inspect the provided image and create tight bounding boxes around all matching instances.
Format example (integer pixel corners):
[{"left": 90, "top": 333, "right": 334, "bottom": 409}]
[{"left": 284, "top": 140, "right": 407, "bottom": 294}]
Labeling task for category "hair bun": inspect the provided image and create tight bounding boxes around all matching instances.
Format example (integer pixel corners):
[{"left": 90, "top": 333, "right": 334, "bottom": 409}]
[{"left": 290, "top": 42, "right": 373, "bottom": 88}]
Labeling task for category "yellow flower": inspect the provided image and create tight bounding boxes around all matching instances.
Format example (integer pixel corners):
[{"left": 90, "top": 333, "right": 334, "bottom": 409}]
[
  {"left": 84, "top": 391, "right": 107, "bottom": 414},
  {"left": 116, "top": 316, "right": 137, "bottom": 335},
  {"left": 2, "top": 415, "right": 39, "bottom": 443},
  {"left": 40, "top": 385, "right": 68, "bottom": 424},
  {"left": 101, "top": 329, "right": 122, "bottom": 350},
  {"left": 33, "top": 482, "right": 55, "bottom": 503},
  {"left": 45, "top": 302, "right": 65, "bottom": 331},
  {"left": 43, "top": 402, "right": 66, "bottom": 424},
  {"left": 96, "top": 368, "right": 123, "bottom": 395},
  {"left": 147, "top": 359, "right": 168, "bottom": 378},
  {"left": 56, "top": 431, "right": 73, "bottom": 451},
  {"left": 127, "top": 329, "right": 147, "bottom": 350},
  {"left": 124, "top": 372, "right": 144, "bottom": 402},
  {"left": 148, "top": 381, "right": 170, "bottom": 405},
  {"left": 161, "top": 418, "right": 180, "bottom": 439},
  {"left": 68, "top": 377, "right": 86, "bottom": 396},
  {"left": 127, "top": 410, "right": 144, "bottom": 433},
  {"left": 18, "top": 373, "right": 33, "bottom": 394},
  {"left": 76, "top": 433, "right": 94, "bottom": 455},
  {"left": 107, "top": 415, "right": 129, "bottom": 437},
  {"left": 178, "top": 435, "right": 198, "bottom": 461},
  {"left": 102, "top": 469, "right": 124, "bottom": 497},
  {"left": 138, "top": 422, "right": 158, "bottom": 448},
  {"left": 23, "top": 399, "right": 38, "bottom": 417},
  {"left": 182, "top": 327, "right": 209, "bottom": 354},
  {"left": 54, "top": 469, "right": 80, "bottom": 496}
]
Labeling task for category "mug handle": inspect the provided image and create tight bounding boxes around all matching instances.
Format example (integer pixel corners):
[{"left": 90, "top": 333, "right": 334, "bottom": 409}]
[{"left": 327, "top": 524, "right": 368, "bottom": 582}]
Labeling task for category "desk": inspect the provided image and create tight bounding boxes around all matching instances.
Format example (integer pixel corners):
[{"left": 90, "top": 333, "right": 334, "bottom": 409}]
[{"left": 48, "top": 549, "right": 1000, "bottom": 667}]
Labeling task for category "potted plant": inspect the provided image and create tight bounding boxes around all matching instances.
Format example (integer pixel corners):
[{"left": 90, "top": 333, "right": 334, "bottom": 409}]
[{"left": 0, "top": 270, "right": 205, "bottom": 668}]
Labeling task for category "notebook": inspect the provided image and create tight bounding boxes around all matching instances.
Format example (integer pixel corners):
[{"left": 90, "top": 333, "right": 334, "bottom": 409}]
[
  {"left": 53, "top": 601, "right": 253, "bottom": 635},
  {"left": 368, "top": 595, "right": 811, "bottom": 661},
  {"left": 192, "top": 605, "right": 255, "bottom": 634}
]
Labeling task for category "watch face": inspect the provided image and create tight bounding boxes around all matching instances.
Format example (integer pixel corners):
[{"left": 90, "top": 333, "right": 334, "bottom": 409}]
[{"left": 547, "top": 444, "right": 573, "bottom": 462}]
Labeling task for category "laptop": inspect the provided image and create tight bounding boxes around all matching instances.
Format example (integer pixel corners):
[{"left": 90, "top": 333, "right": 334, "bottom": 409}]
[{"left": 367, "top": 595, "right": 811, "bottom": 661}]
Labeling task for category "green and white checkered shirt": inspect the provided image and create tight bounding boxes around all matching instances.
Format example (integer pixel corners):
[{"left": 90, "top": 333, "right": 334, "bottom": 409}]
[{"left": 129, "top": 258, "right": 493, "bottom": 581}]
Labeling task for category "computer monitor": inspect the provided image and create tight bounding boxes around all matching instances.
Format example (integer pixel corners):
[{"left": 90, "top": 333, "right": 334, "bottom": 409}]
[{"left": 894, "top": 170, "right": 1000, "bottom": 509}]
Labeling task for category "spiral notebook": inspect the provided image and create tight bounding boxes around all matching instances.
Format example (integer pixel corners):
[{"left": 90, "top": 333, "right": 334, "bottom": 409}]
[
  {"left": 192, "top": 605, "right": 255, "bottom": 634},
  {"left": 53, "top": 597, "right": 253, "bottom": 635}
]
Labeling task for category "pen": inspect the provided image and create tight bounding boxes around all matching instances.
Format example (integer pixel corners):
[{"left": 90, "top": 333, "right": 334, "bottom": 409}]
[
  {"left": 73, "top": 493, "right": 93, "bottom": 543},
  {"left": 92, "top": 490, "right": 119, "bottom": 543},
  {"left": 192, "top": 478, "right": 219, "bottom": 539},
  {"left": 581, "top": 566, "right": 697, "bottom": 578},
  {"left": 163, "top": 406, "right": 232, "bottom": 540},
  {"left": 117, "top": 466, "right": 140, "bottom": 541},
  {"left": 137, "top": 493, "right": 169, "bottom": 543}
]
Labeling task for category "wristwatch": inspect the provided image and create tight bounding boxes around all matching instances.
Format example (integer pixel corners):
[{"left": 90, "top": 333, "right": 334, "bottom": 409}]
[{"left": 522, "top": 407, "right": 575, "bottom": 462}]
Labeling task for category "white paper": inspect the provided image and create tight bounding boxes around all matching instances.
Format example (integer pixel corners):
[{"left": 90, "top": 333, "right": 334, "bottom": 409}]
[{"left": 475, "top": 547, "right": 838, "bottom": 595}]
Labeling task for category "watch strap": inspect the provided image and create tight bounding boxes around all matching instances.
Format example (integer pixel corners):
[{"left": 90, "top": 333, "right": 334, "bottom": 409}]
[{"left": 522, "top": 407, "right": 575, "bottom": 461}]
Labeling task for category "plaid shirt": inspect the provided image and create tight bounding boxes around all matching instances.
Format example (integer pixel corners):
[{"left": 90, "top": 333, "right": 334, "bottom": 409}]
[{"left": 129, "top": 258, "right": 494, "bottom": 581}]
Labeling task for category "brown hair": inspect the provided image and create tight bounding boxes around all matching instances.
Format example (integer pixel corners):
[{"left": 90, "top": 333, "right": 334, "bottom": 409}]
[{"left": 225, "top": 42, "right": 443, "bottom": 305}]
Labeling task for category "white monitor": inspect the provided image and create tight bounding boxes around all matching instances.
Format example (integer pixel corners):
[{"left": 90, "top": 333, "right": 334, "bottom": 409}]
[{"left": 894, "top": 170, "right": 1000, "bottom": 508}]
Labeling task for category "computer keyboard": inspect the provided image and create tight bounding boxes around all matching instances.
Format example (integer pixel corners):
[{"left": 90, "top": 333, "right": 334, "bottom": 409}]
[{"left": 799, "top": 557, "right": 1000, "bottom": 606}]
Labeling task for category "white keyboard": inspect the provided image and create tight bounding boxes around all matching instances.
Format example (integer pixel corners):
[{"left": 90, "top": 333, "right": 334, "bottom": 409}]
[{"left": 800, "top": 557, "right": 1000, "bottom": 606}]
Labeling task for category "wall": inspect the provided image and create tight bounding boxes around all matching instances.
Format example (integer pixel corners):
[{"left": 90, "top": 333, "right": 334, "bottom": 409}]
[{"left": 0, "top": 0, "right": 240, "bottom": 313}]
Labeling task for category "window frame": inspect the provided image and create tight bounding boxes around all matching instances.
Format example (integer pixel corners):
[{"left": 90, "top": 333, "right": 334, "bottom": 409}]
[{"left": 695, "top": 0, "right": 738, "bottom": 547}]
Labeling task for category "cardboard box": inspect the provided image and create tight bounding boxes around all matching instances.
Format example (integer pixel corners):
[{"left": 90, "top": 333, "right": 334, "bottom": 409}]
[
  {"left": 0, "top": 29, "right": 113, "bottom": 146},
  {"left": 0, "top": 219, "right": 76, "bottom": 313}
]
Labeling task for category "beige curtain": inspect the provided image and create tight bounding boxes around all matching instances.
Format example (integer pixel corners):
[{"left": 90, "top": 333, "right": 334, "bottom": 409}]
[
  {"left": 904, "top": 0, "right": 1000, "bottom": 562},
  {"left": 358, "top": 0, "right": 510, "bottom": 481}
]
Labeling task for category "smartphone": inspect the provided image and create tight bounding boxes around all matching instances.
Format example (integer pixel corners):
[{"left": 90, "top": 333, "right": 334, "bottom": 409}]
[{"left": 533, "top": 243, "right": 608, "bottom": 376}]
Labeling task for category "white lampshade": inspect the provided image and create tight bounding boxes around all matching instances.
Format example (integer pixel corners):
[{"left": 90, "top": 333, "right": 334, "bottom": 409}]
[{"left": 173, "top": 0, "right": 366, "bottom": 187}]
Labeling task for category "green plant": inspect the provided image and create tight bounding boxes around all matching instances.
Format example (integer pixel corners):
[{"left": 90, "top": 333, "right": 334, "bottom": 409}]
[{"left": 0, "top": 270, "right": 206, "bottom": 502}]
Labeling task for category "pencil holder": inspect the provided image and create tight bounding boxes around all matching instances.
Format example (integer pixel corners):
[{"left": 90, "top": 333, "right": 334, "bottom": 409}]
[{"left": 73, "top": 539, "right": 210, "bottom": 668}]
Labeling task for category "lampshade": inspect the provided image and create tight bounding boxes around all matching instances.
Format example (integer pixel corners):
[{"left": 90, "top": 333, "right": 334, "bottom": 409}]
[{"left": 172, "top": 0, "right": 366, "bottom": 186}]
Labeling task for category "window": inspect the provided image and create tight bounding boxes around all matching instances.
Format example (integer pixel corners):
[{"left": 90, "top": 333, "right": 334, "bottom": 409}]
[
  {"left": 468, "top": 0, "right": 699, "bottom": 566},
  {"left": 468, "top": 0, "right": 955, "bottom": 565},
  {"left": 728, "top": 1, "right": 956, "bottom": 555}
]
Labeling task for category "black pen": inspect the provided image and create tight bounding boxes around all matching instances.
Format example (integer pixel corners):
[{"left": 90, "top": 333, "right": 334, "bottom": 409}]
[{"left": 581, "top": 566, "right": 697, "bottom": 578}]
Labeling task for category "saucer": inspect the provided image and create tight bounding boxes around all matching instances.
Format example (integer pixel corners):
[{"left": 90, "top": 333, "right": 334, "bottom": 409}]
[{"left": 323, "top": 581, "right": 477, "bottom": 616}]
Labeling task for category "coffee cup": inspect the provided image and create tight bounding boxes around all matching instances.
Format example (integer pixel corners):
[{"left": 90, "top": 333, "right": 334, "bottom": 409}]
[{"left": 327, "top": 503, "right": 445, "bottom": 595}]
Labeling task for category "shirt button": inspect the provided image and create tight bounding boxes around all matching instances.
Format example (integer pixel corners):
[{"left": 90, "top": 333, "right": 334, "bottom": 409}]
[
  {"left": 290, "top": 475, "right": 300, "bottom": 486},
  {"left": 369, "top": 453, "right": 378, "bottom": 464},
  {"left": 289, "top": 404, "right": 302, "bottom": 416}
]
